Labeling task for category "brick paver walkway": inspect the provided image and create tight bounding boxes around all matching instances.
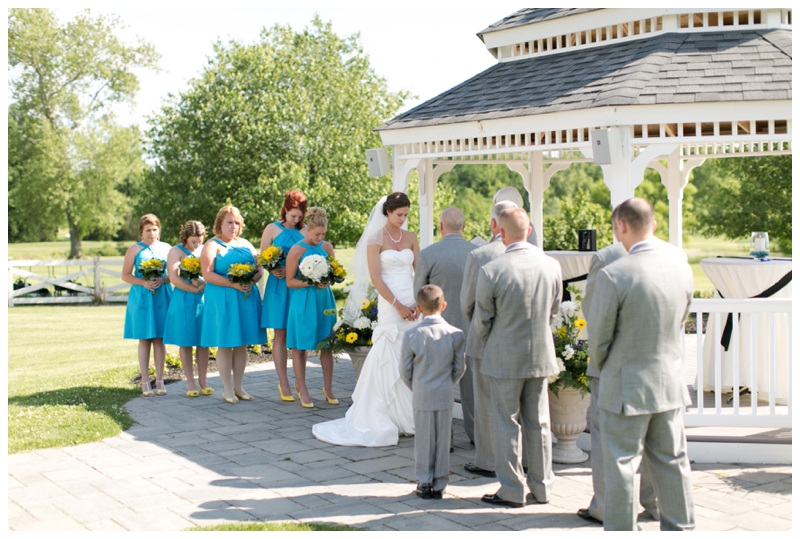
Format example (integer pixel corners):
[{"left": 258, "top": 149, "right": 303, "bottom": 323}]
[{"left": 7, "top": 358, "right": 792, "bottom": 531}]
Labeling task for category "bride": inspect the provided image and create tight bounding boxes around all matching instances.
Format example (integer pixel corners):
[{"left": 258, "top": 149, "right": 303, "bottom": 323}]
[{"left": 312, "top": 192, "right": 420, "bottom": 446}]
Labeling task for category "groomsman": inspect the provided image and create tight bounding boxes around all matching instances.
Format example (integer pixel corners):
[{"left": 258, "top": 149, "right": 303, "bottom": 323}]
[
  {"left": 460, "top": 200, "right": 518, "bottom": 477},
  {"left": 414, "top": 207, "right": 477, "bottom": 442},
  {"left": 577, "top": 241, "right": 660, "bottom": 525},
  {"left": 590, "top": 198, "right": 695, "bottom": 531},
  {"left": 472, "top": 207, "right": 562, "bottom": 507}
]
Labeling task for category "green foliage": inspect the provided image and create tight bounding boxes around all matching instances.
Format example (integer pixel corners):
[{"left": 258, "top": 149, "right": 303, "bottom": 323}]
[
  {"left": 139, "top": 17, "right": 409, "bottom": 246},
  {"left": 165, "top": 350, "right": 182, "bottom": 370},
  {"left": 8, "top": 8, "right": 159, "bottom": 257},
  {"left": 542, "top": 191, "right": 613, "bottom": 251},
  {"left": 692, "top": 156, "right": 792, "bottom": 253}
]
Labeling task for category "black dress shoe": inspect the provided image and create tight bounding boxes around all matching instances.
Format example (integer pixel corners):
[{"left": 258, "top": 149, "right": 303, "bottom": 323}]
[
  {"left": 464, "top": 462, "right": 496, "bottom": 478},
  {"left": 481, "top": 493, "right": 523, "bottom": 508},
  {"left": 577, "top": 508, "right": 602, "bottom": 524},
  {"left": 432, "top": 489, "right": 443, "bottom": 499},
  {"left": 415, "top": 483, "right": 432, "bottom": 499}
]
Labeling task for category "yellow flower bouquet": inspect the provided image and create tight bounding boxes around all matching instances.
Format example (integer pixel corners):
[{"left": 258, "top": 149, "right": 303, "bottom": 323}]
[
  {"left": 317, "top": 295, "right": 377, "bottom": 353},
  {"left": 139, "top": 258, "right": 165, "bottom": 294},
  {"left": 227, "top": 262, "right": 257, "bottom": 299},
  {"left": 327, "top": 256, "right": 347, "bottom": 284},
  {"left": 178, "top": 256, "right": 202, "bottom": 281},
  {"left": 548, "top": 285, "right": 590, "bottom": 396},
  {"left": 257, "top": 246, "right": 285, "bottom": 271}
]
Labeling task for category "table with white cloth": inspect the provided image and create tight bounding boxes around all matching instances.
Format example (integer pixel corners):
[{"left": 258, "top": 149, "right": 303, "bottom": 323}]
[
  {"left": 699, "top": 257, "right": 792, "bottom": 404},
  {"left": 545, "top": 250, "right": 595, "bottom": 305}
]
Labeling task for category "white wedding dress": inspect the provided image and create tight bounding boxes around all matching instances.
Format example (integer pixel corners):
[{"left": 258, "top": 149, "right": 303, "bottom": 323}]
[{"left": 312, "top": 248, "right": 416, "bottom": 446}]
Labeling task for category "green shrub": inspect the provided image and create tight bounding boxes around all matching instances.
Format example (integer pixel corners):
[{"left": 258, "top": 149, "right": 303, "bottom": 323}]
[{"left": 543, "top": 191, "right": 613, "bottom": 251}]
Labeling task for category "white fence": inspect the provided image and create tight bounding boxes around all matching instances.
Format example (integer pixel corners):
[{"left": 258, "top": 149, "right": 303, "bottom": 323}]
[
  {"left": 684, "top": 298, "right": 792, "bottom": 429},
  {"left": 8, "top": 258, "right": 131, "bottom": 306}
]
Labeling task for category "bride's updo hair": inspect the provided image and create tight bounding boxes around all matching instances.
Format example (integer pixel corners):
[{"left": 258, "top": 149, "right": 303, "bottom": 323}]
[
  {"left": 382, "top": 192, "right": 411, "bottom": 216},
  {"left": 305, "top": 207, "right": 328, "bottom": 230}
]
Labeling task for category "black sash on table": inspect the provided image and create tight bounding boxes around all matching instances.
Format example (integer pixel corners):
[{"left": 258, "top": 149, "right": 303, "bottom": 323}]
[
  {"left": 718, "top": 270, "right": 792, "bottom": 350},
  {"left": 561, "top": 273, "right": 588, "bottom": 302}
]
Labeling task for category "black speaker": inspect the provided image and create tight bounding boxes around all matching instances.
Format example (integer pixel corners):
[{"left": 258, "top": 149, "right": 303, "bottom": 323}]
[{"left": 578, "top": 229, "right": 597, "bottom": 251}]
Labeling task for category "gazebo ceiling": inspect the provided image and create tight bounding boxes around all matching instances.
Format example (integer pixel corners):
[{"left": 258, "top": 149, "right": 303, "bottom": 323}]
[{"left": 378, "top": 29, "right": 791, "bottom": 132}]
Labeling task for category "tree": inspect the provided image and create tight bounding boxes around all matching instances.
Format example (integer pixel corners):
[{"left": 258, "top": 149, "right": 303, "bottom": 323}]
[
  {"left": 692, "top": 156, "right": 792, "bottom": 253},
  {"left": 8, "top": 8, "right": 159, "bottom": 258},
  {"left": 139, "top": 17, "right": 409, "bottom": 246}
]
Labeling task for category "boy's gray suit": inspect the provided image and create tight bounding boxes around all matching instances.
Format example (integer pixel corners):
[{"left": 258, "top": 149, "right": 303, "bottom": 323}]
[
  {"left": 400, "top": 314, "right": 466, "bottom": 491},
  {"left": 413, "top": 233, "right": 477, "bottom": 440},
  {"left": 590, "top": 239, "right": 695, "bottom": 531},
  {"left": 582, "top": 242, "right": 659, "bottom": 522},
  {"left": 472, "top": 242, "right": 562, "bottom": 503},
  {"left": 460, "top": 237, "right": 507, "bottom": 471}
]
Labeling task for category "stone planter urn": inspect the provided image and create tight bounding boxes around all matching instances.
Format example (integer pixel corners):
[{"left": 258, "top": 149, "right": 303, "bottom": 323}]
[
  {"left": 548, "top": 385, "right": 591, "bottom": 464},
  {"left": 347, "top": 346, "right": 371, "bottom": 384}
]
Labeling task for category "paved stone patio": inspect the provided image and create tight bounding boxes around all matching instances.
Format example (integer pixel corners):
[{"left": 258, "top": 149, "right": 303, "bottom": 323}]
[{"left": 7, "top": 358, "right": 793, "bottom": 531}]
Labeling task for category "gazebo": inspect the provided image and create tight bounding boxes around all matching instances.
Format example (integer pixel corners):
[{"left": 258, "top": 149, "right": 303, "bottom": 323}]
[{"left": 376, "top": 8, "right": 792, "bottom": 249}]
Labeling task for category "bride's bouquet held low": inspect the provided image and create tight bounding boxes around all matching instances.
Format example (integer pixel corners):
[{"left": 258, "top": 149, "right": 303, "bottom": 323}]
[
  {"left": 318, "top": 292, "right": 378, "bottom": 353},
  {"left": 548, "top": 285, "right": 590, "bottom": 397}
]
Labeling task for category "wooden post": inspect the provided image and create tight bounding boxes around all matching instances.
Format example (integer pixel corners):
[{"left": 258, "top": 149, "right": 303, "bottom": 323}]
[
  {"left": 8, "top": 258, "right": 14, "bottom": 308},
  {"left": 94, "top": 256, "right": 102, "bottom": 303}
]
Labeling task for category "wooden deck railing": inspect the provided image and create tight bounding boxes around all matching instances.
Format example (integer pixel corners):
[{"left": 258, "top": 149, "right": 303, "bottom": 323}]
[
  {"left": 8, "top": 257, "right": 131, "bottom": 306},
  {"left": 684, "top": 298, "right": 792, "bottom": 429}
]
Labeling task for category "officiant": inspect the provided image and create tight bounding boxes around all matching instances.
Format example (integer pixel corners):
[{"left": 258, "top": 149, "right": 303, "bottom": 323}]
[{"left": 414, "top": 207, "right": 477, "bottom": 443}]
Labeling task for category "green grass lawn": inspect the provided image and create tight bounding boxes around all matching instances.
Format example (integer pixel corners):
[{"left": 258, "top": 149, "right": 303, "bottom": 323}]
[{"left": 7, "top": 305, "right": 141, "bottom": 453}]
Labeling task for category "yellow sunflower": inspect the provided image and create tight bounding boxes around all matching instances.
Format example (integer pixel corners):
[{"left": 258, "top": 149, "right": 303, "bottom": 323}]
[{"left": 345, "top": 332, "right": 358, "bottom": 344}]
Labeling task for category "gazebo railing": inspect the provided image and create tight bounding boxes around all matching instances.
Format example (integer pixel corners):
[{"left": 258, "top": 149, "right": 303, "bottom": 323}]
[{"left": 684, "top": 298, "right": 791, "bottom": 429}]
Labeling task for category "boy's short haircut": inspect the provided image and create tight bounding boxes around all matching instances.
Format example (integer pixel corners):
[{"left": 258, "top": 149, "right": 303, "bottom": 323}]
[{"left": 417, "top": 284, "right": 444, "bottom": 313}]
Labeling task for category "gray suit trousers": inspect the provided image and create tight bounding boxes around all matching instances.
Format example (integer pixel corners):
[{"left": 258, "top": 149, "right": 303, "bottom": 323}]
[
  {"left": 414, "top": 409, "right": 452, "bottom": 491},
  {"left": 600, "top": 407, "right": 696, "bottom": 531},
  {"left": 470, "top": 355, "right": 494, "bottom": 471},
  {"left": 490, "top": 376, "right": 554, "bottom": 503},
  {"left": 459, "top": 360, "right": 475, "bottom": 443},
  {"left": 588, "top": 377, "right": 659, "bottom": 521}
]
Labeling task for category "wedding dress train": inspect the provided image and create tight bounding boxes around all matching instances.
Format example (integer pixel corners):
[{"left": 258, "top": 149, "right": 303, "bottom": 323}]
[{"left": 312, "top": 249, "right": 416, "bottom": 446}]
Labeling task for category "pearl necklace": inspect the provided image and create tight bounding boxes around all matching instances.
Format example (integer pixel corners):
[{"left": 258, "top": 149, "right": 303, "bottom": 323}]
[{"left": 384, "top": 226, "right": 402, "bottom": 244}]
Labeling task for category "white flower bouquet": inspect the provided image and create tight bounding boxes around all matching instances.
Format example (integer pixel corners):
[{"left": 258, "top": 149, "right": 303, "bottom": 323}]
[{"left": 298, "top": 254, "right": 331, "bottom": 285}]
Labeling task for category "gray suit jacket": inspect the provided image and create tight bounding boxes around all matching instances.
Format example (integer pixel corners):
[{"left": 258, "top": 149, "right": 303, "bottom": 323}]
[
  {"left": 583, "top": 243, "right": 628, "bottom": 378},
  {"left": 460, "top": 237, "right": 507, "bottom": 359},
  {"left": 472, "top": 242, "right": 562, "bottom": 379},
  {"left": 413, "top": 233, "right": 477, "bottom": 333},
  {"left": 589, "top": 239, "right": 693, "bottom": 415},
  {"left": 400, "top": 315, "right": 466, "bottom": 411}
]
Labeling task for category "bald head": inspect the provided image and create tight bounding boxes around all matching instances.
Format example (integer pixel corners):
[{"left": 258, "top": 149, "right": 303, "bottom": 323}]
[
  {"left": 439, "top": 206, "right": 465, "bottom": 234},
  {"left": 499, "top": 208, "right": 531, "bottom": 245}
]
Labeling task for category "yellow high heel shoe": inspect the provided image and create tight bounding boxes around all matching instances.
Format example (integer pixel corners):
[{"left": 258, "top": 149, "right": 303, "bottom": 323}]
[
  {"left": 295, "top": 381, "right": 314, "bottom": 409},
  {"left": 234, "top": 391, "right": 254, "bottom": 401},
  {"left": 200, "top": 386, "right": 214, "bottom": 396},
  {"left": 322, "top": 388, "right": 339, "bottom": 405},
  {"left": 155, "top": 380, "right": 167, "bottom": 396},
  {"left": 278, "top": 383, "right": 295, "bottom": 402},
  {"left": 223, "top": 392, "right": 239, "bottom": 404},
  {"left": 141, "top": 382, "right": 154, "bottom": 398}
]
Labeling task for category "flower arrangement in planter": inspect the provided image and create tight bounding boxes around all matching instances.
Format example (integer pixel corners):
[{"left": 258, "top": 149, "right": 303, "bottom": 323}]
[
  {"left": 548, "top": 285, "right": 590, "bottom": 397},
  {"left": 318, "top": 294, "right": 378, "bottom": 354}
]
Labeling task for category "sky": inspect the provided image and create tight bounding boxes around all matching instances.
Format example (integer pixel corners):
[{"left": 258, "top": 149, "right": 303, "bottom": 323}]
[{"left": 20, "top": 1, "right": 534, "bottom": 130}]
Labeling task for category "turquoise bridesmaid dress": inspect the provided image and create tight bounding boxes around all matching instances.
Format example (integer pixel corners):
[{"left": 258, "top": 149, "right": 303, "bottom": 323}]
[
  {"left": 261, "top": 222, "right": 304, "bottom": 330},
  {"left": 286, "top": 241, "right": 337, "bottom": 351},
  {"left": 124, "top": 241, "right": 173, "bottom": 339},
  {"left": 163, "top": 245, "right": 204, "bottom": 347},
  {"left": 200, "top": 238, "right": 266, "bottom": 348}
]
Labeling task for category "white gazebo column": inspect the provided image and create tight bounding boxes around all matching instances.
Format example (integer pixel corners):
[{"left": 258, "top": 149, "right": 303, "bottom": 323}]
[
  {"left": 513, "top": 153, "right": 570, "bottom": 247},
  {"left": 392, "top": 152, "right": 419, "bottom": 193},
  {"left": 660, "top": 150, "right": 706, "bottom": 249},
  {"left": 415, "top": 160, "right": 455, "bottom": 248}
]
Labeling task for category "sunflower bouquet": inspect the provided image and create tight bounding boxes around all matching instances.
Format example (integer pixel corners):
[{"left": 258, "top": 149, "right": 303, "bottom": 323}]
[
  {"left": 547, "top": 285, "right": 590, "bottom": 396},
  {"left": 178, "top": 256, "right": 202, "bottom": 281},
  {"left": 327, "top": 256, "right": 347, "bottom": 284},
  {"left": 258, "top": 246, "right": 285, "bottom": 271},
  {"left": 139, "top": 258, "right": 166, "bottom": 294},
  {"left": 227, "top": 263, "right": 257, "bottom": 299},
  {"left": 318, "top": 295, "right": 378, "bottom": 353}
]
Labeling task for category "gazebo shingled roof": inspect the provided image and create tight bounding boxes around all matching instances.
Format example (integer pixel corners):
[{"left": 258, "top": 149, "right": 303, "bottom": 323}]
[
  {"left": 379, "top": 30, "right": 791, "bottom": 131},
  {"left": 376, "top": 8, "right": 791, "bottom": 250}
]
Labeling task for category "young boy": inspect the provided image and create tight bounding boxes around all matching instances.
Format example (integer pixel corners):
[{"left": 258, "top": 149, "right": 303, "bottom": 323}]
[{"left": 400, "top": 284, "right": 466, "bottom": 500}]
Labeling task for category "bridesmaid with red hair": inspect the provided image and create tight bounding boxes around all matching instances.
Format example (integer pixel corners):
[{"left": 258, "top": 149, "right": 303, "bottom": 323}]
[{"left": 260, "top": 190, "right": 307, "bottom": 402}]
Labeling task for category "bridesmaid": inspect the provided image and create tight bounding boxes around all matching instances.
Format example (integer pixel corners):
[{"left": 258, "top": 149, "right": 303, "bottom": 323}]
[
  {"left": 260, "top": 190, "right": 307, "bottom": 402},
  {"left": 200, "top": 205, "right": 266, "bottom": 404},
  {"left": 163, "top": 220, "right": 213, "bottom": 398},
  {"left": 285, "top": 207, "right": 338, "bottom": 408},
  {"left": 122, "top": 214, "right": 173, "bottom": 397}
]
